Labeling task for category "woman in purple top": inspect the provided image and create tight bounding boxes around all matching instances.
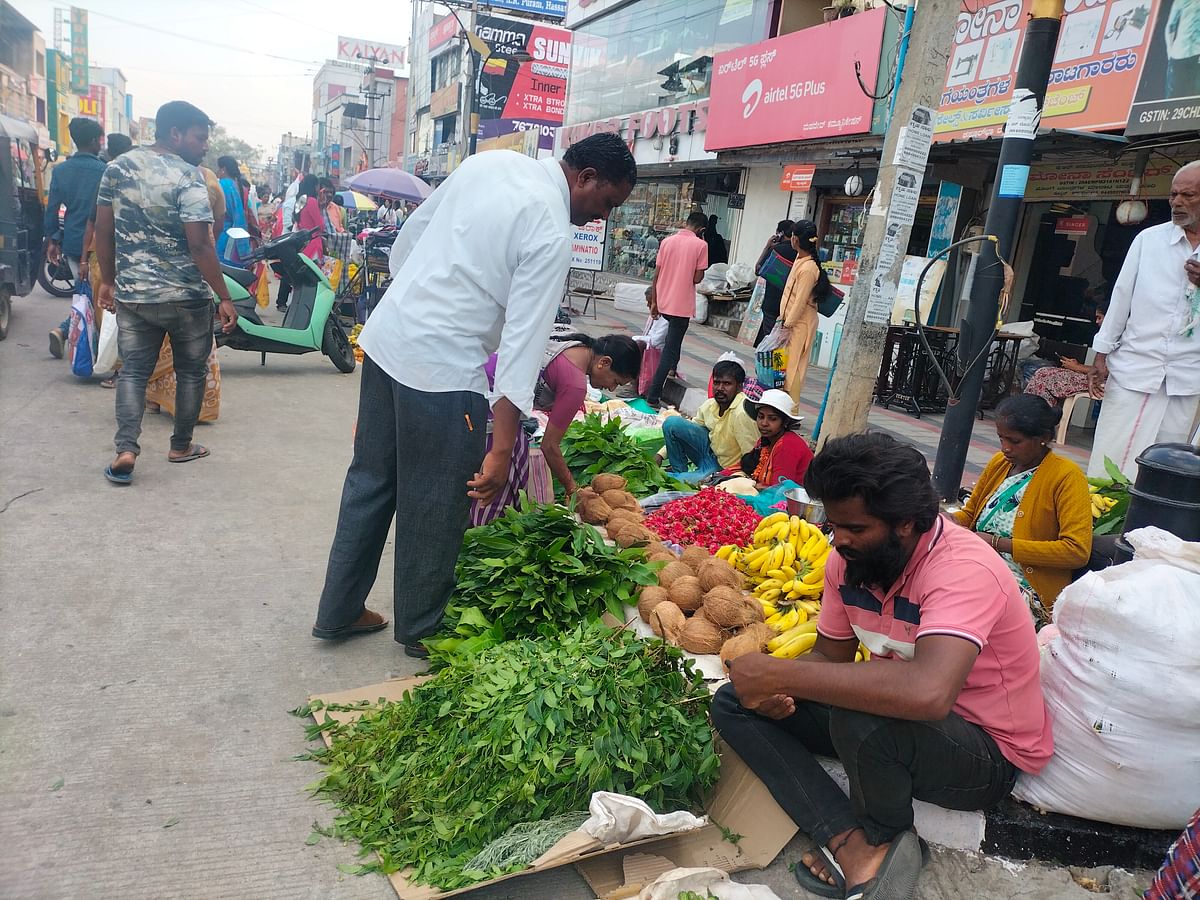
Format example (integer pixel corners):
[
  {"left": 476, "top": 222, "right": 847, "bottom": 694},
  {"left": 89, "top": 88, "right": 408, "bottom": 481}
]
[{"left": 470, "top": 332, "right": 643, "bottom": 525}]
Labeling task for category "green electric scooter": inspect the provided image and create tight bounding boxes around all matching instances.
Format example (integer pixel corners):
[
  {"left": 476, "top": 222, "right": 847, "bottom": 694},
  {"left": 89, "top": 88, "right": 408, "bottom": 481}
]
[{"left": 215, "top": 226, "right": 355, "bottom": 373}]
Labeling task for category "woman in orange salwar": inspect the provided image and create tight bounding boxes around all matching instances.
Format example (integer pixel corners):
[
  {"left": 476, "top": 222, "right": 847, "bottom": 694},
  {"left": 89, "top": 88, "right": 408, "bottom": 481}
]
[{"left": 779, "top": 219, "right": 822, "bottom": 404}]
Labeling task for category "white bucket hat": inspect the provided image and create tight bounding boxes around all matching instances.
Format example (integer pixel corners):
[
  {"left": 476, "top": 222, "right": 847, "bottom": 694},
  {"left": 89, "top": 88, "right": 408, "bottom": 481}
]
[{"left": 744, "top": 388, "right": 803, "bottom": 425}]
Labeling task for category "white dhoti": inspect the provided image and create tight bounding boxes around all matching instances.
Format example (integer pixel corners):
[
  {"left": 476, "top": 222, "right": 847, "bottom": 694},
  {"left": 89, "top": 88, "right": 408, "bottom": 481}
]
[{"left": 1087, "top": 379, "right": 1200, "bottom": 480}]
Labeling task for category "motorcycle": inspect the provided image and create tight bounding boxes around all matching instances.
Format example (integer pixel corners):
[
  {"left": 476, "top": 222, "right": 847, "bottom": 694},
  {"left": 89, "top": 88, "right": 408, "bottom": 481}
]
[{"left": 215, "top": 226, "right": 355, "bottom": 373}]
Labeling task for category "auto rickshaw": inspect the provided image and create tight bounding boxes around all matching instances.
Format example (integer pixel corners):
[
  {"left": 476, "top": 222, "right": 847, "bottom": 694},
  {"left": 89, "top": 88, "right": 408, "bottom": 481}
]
[{"left": 0, "top": 113, "right": 48, "bottom": 340}]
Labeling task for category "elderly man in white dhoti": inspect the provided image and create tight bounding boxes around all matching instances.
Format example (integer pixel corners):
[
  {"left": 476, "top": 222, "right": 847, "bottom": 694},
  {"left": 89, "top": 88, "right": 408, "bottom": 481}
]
[{"left": 1087, "top": 162, "right": 1200, "bottom": 480}]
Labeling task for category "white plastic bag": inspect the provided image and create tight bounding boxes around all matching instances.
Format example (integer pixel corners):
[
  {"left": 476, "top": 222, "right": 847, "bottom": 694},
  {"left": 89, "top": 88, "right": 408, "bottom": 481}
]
[
  {"left": 1012, "top": 527, "right": 1200, "bottom": 829},
  {"left": 692, "top": 291, "right": 708, "bottom": 324},
  {"left": 725, "top": 262, "right": 755, "bottom": 290},
  {"left": 94, "top": 309, "right": 119, "bottom": 373},
  {"left": 699, "top": 263, "right": 729, "bottom": 295},
  {"left": 640, "top": 315, "right": 669, "bottom": 350},
  {"left": 580, "top": 792, "right": 707, "bottom": 843},
  {"left": 756, "top": 322, "right": 790, "bottom": 354},
  {"left": 639, "top": 868, "right": 782, "bottom": 900}
]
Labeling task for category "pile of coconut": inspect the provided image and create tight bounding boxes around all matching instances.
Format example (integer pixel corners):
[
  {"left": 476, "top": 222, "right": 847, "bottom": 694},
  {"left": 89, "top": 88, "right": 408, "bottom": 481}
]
[
  {"left": 637, "top": 544, "right": 773, "bottom": 667},
  {"left": 575, "top": 473, "right": 660, "bottom": 549}
]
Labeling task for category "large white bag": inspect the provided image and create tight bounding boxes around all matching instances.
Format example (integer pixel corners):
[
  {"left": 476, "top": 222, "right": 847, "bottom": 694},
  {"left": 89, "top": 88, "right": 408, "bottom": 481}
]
[{"left": 1013, "top": 527, "right": 1200, "bottom": 829}]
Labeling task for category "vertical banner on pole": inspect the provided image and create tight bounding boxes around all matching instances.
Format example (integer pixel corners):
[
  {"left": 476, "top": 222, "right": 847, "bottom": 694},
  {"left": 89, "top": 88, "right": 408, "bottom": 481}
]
[{"left": 69, "top": 7, "right": 89, "bottom": 95}]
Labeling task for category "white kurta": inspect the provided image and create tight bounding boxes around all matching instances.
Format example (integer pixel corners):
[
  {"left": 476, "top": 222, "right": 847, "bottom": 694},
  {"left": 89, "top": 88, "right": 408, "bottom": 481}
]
[{"left": 1088, "top": 222, "right": 1200, "bottom": 479}]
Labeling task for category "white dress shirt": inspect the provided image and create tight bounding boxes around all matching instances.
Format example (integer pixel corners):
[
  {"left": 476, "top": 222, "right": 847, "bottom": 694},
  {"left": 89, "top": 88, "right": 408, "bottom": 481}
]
[
  {"left": 1093, "top": 221, "right": 1200, "bottom": 396},
  {"left": 358, "top": 152, "right": 572, "bottom": 415}
]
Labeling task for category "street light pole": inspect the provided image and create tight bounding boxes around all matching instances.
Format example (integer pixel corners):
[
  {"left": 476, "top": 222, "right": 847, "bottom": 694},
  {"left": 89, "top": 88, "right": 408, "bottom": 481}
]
[
  {"left": 457, "top": 0, "right": 480, "bottom": 162},
  {"left": 931, "top": 0, "right": 1066, "bottom": 499}
]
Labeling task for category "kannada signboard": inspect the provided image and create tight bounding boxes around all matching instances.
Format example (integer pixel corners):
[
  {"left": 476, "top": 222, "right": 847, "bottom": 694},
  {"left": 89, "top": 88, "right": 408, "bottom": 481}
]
[
  {"left": 337, "top": 36, "right": 408, "bottom": 69},
  {"left": 935, "top": 0, "right": 1160, "bottom": 142},
  {"left": 707, "top": 10, "right": 886, "bottom": 151},
  {"left": 1127, "top": 0, "right": 1200, "bottom": 134},
  {"left": 1024, "top": 159, "right": 1176, "bottom": 200},
  {"left": 570, "top": 219, "right": 607, "bottom": 271},
  {"left": 780, "top": 164, "right": 816, "bottom": 192},
  {"left": 69, "top": 7, "right": 88, "bottom": 94}
]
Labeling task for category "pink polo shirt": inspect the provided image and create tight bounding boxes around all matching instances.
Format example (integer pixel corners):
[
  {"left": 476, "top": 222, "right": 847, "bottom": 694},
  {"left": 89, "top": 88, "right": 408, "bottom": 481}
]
[
  {"left": 654, "top": 229, "right": 708, "bottom": 317},
  {"left": 817, "top": 515, "right": 1053, "bottom": 774}
]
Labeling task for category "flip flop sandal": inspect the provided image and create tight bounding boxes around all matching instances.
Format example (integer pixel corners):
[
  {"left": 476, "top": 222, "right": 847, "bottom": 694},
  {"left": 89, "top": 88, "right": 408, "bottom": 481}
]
[
  {"left": 168, "top": 445, "right": 210, "bottom": 463},
  {"left": 845, "top": 830, "right": 923, "bottom": 900},
  {"left": 793, "top": 846, "right": 845, "bottom": 898},
  {"left": 311, "top": 618, "right": 390, "bottom": 640},
  {"left": 104, "top": 464, "right": 133, "bottom": 485}
]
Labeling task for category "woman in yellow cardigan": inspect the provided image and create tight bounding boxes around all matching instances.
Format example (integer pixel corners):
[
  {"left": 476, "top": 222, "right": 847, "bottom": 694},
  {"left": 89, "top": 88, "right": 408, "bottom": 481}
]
[{"left": 954, "top": 395, "right": 1092, "bottom": 623}]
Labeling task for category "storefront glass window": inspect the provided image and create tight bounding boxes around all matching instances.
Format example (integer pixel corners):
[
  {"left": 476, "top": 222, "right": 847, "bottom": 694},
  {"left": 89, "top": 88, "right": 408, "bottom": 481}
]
[{"left": 565, "top": 0, "right": 771, "bottom": 126}]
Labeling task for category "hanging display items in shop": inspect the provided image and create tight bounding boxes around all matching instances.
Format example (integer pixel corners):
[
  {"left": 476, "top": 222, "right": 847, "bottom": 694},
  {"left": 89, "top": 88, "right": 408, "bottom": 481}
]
[
  {"left": 936, "top": 0, "right": 1160, "bottom": 142},
  {"left": 1127, "top": 0, "right": 1200, "bottom": 134},
  {"left": 475, "top": 16, "right": 573, "bottom": 154},
  {"left": 706, "top": 9, "right": 886, "bottom": 151}
]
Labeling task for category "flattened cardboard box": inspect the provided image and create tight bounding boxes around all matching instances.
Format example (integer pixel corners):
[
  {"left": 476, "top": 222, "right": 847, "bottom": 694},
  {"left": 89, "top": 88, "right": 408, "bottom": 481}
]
[{"left": 310, "top": 677, "right": 798, "bottom": 900}]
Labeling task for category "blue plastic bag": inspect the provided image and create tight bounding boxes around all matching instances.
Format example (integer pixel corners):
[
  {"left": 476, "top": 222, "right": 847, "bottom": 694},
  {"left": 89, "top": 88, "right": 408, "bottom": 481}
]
[
  {"left": 742, "top": 479, "right": 801, "bottom": 517},
  {"left": 69, "top": 288, "right": 95, "bottom": 378}
]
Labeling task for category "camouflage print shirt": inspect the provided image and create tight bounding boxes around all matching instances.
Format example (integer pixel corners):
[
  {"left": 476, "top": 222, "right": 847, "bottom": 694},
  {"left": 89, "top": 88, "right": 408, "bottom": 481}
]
[{"left": 96, "top": 147, "right": 214, "bottom": 304}]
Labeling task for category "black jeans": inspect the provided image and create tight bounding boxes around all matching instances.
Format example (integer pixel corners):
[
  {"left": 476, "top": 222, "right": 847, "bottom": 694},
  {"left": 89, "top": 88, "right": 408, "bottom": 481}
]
[
  {"left": 315, "top": 355, "right": 488, "bottom": 644},
  {"left": 646, "top": 313, "right": 690, "bottom": 404},
  {"left": 710, "top": 683, "right": 1017, "bottom": 847}
]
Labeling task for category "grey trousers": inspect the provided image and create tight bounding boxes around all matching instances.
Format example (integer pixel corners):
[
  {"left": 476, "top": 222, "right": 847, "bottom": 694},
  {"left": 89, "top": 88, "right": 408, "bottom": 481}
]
[{"left": 316, "top": 355, "right": 488, "bottom": 644}]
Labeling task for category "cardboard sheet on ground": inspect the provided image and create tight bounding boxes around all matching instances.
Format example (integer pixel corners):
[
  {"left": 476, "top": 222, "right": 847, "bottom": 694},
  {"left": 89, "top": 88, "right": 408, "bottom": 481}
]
[{"left": 308, "top": 678, "right": 797, "bottom": 900}]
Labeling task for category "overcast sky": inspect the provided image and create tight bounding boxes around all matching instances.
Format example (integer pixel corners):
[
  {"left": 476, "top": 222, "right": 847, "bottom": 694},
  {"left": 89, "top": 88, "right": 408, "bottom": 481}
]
[{"left": 21, "top": 0, "right": 412, "bottom": 157}]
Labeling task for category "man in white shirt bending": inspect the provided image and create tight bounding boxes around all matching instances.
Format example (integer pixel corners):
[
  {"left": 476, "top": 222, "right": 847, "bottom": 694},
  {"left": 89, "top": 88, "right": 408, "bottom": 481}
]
[
  {"left": 311, "top": 134, "right": 638, "bottom": 657},
  {"left": 1087, "top": 162, "right": 1200, "bottom": 479}
]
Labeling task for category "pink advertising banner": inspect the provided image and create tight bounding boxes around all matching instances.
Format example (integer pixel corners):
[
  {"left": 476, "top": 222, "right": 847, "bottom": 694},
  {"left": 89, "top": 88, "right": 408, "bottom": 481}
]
[{"left": 706, "top": 9, "right": 886, "bottom": 152}]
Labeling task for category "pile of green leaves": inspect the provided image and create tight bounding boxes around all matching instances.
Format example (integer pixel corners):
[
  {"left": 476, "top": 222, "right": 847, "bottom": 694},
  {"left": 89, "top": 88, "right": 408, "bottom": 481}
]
[
  {"left": 299, "top": 624, "right": 720, "bottom": 889},
  {"left": 560, "top": 413, "right": 686, "bottom": 497},
  {"left": 1090, "top": 457, "right": 1131, "bottom": 536},
  {"left": 427, "top": 496, "right": 659, "bottom": 665}
]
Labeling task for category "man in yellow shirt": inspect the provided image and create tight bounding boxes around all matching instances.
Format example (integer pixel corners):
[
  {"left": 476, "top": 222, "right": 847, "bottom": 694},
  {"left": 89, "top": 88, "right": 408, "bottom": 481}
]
[{"left": 662, "top": 360, "right": 760, "bottom": 483}]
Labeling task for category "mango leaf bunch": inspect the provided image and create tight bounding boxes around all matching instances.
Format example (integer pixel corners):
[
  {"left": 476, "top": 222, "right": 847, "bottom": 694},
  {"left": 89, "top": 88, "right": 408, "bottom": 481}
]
[
  {"left": 301, "top": 624, "right": 720, "bottom": 890},
  {"left": 560, "top": 413, "right": 686, "bottom": 498},
  {"left": 428, "top": 497, "right": 659, "bottom": 665}
]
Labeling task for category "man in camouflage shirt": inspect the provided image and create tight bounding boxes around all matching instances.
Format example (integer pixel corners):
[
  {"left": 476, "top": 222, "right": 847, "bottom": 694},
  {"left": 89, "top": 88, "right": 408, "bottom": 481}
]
[{"left": 94, "top": 100, "right": 239, "bottom": 485}]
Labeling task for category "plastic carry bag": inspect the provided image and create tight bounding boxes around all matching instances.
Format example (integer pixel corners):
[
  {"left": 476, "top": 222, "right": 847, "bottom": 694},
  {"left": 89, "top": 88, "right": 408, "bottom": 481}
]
[
  {"left": 742, "top": 479, "right": 801, "bottom": 517},
  {"left": 1012, "top": 527, "right": 1200, "bottom": 829},
  {"left": 692, "top": 290, "right": 708, "bottom": 324},
  {"left": 725, "top": 262, "right": 755, "bottom": 290},
  {"left": 94, "top": 308, "right": 119, "bottom": 373},
  {"left": 68, "top": 288, "right": 95, "bottom": 378},
  {"left": 738, "top": 277, "right": 767, "bottom": 346}
]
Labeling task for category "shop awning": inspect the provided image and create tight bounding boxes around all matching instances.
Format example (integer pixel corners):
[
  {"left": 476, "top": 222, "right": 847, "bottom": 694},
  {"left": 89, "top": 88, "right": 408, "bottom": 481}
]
[{"left": 929, "top": 128, "right": 1127, "bottom": 163}]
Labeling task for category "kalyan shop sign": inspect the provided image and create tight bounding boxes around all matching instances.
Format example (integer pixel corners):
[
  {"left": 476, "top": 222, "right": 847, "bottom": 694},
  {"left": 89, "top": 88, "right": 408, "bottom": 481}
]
[{"left": 707, "top": 9, "right": 885, "bottom": 151}]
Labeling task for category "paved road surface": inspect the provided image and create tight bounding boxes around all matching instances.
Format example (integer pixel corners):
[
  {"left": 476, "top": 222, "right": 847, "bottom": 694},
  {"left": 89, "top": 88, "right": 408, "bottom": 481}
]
[{"left": 0, "top": 288, "right": 1144, "bottom": 899}]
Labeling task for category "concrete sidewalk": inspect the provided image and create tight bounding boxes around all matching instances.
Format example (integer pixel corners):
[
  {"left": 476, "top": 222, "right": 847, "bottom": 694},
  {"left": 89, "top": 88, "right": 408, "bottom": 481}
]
[{"left": 0, "top": 290, "right": 1148, "bottom": 899}]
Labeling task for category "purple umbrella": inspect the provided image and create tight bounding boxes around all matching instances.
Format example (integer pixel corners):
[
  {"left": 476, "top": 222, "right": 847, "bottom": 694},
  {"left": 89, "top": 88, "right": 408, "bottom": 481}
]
[{"left": 345, "top": 168, "right": 433, "bottom": 203}]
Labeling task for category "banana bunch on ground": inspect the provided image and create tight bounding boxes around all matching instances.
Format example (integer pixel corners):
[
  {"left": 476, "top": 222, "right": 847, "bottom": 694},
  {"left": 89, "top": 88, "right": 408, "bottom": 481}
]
[
  {"left": 1088, "top": 484, "right": 1118, "bottom": 519},
  {"left": 718, "top": 512, "right": 831, "bottom": 607}
]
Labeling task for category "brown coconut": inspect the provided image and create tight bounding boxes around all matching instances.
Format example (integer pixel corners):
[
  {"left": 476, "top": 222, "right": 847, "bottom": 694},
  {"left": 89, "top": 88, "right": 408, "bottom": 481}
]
[
  {"left": 602, "top": 489, "right": 640, "bottom": 512},
  {"left": 657, "top": 560, "right": 693, "bottom": 590},
  {"left": 580, "top": 497, "right": 613, "bottom": 525},
  {"left": 678, "top": 614, "right": 725, "bottom": 655},
  {"left": 591, "top": 473, "right": 628, "bottom": 493},
  {"left": 697, "top": 557, "right": 742, "bottom": 592},
  {"left": 616, "top": 524, "right": 656, "bottom": 548},
  {"left": 738, "top": 622, "right": 776, "bottom": 648},
  {"left": 680, "top": 545, "right": 712, "bottom": 571},
  {"left": 649, "top": 601, "right": 686, "bottom": 644},
  {"left": 720, "top": 628, "right": 770, "bottom": 667},
  {"left": 606, "top": 507, "right": 644, "bottom": 528},
  {"left": 667, "top": 575, "right": 704, "bottom": 612},
  {"left": 702, "top": 588, "right": 764, "bottom": 629},
  {"left": 637, "top": 585, "right": 671, "bottom": 623},
  {"left": 576, "top": 486, "right": 599, "bottom": 505},
  {"left": 647, "top": 549, "right": 678, "bottom": 564}
]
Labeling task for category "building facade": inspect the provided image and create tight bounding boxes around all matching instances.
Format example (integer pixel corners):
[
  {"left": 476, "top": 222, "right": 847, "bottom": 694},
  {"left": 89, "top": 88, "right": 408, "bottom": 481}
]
[
  {"left": 311, "top": 58, "right": 409, "bottom": 182},
  {"left": 0, "top": 2, "right": 49, "bottom": 144},
  {"left": 86, "top": 66, "right": 129, "bottom": 136}
]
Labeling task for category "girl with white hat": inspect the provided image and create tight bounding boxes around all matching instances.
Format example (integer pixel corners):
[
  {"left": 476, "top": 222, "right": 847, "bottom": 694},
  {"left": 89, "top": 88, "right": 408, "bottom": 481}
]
[{"left": 740, "top": 389, "right": 814, "bottom": 489}]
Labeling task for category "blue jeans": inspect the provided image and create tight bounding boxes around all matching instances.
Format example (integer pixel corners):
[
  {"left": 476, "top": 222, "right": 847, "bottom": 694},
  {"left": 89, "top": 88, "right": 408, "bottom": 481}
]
[
  {"left": 663, "top": 416, "right": 720, "bottom": 483},
  {"left": 113, "top": 299, "right": 214, "bottom": 455}
]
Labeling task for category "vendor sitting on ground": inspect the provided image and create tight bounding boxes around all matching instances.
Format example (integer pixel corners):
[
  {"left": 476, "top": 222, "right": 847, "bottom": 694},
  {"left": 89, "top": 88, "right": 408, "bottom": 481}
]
[
  {"left": 740, "top": 389, "right": 813, "bottom": 489},
  {"left": 470, "top": 332, "right": 642, "bottom": 526},
  {"left": 713, "top": 433, "right": 1051, "bottom": 900},
  {"left": 660, "top": 360, "right": 760, "bottom": 483},
  {"left": 953, "top": 394, "right": 1092, "bottom": 624}
]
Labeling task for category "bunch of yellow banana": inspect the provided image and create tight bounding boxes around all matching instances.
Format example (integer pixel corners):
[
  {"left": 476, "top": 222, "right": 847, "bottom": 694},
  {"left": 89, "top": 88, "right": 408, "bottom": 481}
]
[
  {"left": 767, "top": 619, "right": 817, "bottom": 658},
  {"left": 1088, "top": 485, "right": 1118, "bottom": 519},
  {"left": 719, "top": 512, "right": 832, "bottom": 606}
]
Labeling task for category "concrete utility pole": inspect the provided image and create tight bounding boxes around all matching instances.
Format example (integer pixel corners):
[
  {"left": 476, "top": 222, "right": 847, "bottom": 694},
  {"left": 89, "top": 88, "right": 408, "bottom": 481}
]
[
  {"left": 815, "top": 0, "right": 961, "bottom": 447},
  {"left": 932, "top": 0, "right": 1065, "bottom": 498}
]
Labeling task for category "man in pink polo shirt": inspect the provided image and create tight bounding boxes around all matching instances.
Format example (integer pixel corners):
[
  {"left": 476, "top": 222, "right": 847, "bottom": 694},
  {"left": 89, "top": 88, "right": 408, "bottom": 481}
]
[
  {"left": 643, "top": 211, "right": 709, "bottom": 408},
  {"left": 713, "top": 432, "right": 1051, "bottom": 900}
]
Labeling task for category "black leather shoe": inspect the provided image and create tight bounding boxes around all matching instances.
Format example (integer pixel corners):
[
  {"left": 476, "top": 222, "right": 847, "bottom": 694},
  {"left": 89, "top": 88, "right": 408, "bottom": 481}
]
[{"left": 403, "top": 642, "right": 430, "bottom": 659}]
